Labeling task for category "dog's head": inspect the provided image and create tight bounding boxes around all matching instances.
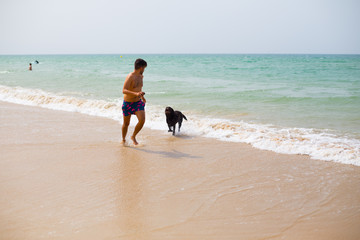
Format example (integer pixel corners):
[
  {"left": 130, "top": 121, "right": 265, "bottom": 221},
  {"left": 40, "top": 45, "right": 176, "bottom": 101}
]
[{"left": 165, "top": 106, "right": 174, "bottom": 116}]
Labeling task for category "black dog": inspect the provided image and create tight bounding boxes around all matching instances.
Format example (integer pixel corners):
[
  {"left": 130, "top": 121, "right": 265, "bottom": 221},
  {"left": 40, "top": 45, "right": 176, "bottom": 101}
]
[{"left": 165, "top": 107, "right": 187, "bottom": 135}]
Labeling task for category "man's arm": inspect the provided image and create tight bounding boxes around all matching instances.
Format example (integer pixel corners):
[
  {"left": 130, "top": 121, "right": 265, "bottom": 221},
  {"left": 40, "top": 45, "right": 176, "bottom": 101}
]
[{"left": 122, "top": 75, "right": 144, "bottom": 97}]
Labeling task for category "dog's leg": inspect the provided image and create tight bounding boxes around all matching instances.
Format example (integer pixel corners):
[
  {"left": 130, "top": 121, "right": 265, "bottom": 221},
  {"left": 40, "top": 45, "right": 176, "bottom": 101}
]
[
  {"left": 178, "top": 118, "right": 183, "bottom": 132},
  {"left": 173, "top": 124, "right": 176, "bottom": 135},
  {"left": 168, "top": 124, "right": 172, "bottom": 132}
]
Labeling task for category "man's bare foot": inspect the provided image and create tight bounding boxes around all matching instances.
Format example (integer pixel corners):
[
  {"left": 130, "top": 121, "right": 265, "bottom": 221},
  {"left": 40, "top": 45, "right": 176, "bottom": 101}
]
[
  {"left": 131, "top": 136, "right": 138, "bottom": 145},
  {"left": 122, "top": 139, "right": 126, "bottom": 145}
]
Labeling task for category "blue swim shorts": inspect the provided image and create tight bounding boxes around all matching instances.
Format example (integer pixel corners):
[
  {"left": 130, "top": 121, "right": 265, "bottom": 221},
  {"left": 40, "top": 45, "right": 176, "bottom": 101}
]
[{"left": 122, "top": 100, "right": 145, "bottom": 116}]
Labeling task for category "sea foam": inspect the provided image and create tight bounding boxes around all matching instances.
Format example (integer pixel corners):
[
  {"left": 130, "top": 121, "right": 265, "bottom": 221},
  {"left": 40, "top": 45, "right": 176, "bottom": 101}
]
[{"left": 1, "top": 85, "right": 359, "bottom": 166}]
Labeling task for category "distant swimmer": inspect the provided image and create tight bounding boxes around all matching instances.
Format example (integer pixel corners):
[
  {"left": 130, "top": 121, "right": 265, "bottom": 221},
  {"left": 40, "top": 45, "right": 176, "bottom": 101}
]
[
  {"left": 35, "top": 60, "right": 39, "bottom": 64},
  {"left": 29, "top": 63, "right": 32, "bottom": 71}
]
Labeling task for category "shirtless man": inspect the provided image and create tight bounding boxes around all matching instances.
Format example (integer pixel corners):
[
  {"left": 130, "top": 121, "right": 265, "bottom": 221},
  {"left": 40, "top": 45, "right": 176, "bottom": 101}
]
[{"left": 122, "top": 59, "right": 147, "bottom": 145}]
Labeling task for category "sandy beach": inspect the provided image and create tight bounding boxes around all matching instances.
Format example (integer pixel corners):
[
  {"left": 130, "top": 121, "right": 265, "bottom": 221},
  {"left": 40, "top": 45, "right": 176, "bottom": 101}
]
[{"left": 0, "top": 101, "right": 359, "bottom": 240}]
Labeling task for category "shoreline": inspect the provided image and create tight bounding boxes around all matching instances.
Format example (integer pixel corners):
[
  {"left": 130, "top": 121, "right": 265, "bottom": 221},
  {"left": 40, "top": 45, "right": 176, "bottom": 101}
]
[
  {"left": 1, "top": 84, "right": 359, "bottom": 166},
  {"left": 1, "top": 101, "right": 359, "bottom": 239}
]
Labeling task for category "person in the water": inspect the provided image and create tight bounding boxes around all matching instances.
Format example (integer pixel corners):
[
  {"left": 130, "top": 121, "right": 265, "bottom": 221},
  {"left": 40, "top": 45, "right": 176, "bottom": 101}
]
[{"left": 29, "top": 63, "right": 32, "bottom": 71}]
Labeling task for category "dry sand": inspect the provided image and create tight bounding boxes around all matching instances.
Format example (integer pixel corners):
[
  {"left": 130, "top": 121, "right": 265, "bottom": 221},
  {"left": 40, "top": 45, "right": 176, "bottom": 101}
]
[{"left": 0, "top": 102, "right": 359, "bottom": 240}]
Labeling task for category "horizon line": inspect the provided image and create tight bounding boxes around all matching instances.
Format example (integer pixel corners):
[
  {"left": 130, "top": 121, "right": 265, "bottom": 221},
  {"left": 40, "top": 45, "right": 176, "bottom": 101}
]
[{"left": 1, "top": 52, "right": 360, "bottom": 56}]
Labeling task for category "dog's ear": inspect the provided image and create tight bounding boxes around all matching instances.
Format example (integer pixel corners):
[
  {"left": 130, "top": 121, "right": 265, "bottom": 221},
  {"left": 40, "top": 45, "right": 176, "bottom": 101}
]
[{"left": 165, "top": 107, "right": 174, "bottom": 113}]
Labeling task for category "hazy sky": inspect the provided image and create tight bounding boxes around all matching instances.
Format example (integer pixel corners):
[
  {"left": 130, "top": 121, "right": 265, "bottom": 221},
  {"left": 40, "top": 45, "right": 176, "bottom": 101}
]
[{"left": 1, "top": 0, "right": 359, "bottom": 54}]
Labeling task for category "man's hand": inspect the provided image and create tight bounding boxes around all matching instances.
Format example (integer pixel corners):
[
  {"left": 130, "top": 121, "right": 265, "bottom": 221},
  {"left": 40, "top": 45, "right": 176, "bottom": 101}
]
[
  {"left": 137, "top": 92, "right": 146, "bottom": 103},
  {"left": 137, "top": 92, "right": 145, "bottom": 97}
]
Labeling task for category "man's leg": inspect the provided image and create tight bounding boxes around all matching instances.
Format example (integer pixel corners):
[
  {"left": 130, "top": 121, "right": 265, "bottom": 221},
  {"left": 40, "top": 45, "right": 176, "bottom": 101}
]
[
  {"left": 131, "top": 110, "right": 145, "bottom": 145},
  {"left": 122, "top": 115, "right": 131, "bottom": 143}
]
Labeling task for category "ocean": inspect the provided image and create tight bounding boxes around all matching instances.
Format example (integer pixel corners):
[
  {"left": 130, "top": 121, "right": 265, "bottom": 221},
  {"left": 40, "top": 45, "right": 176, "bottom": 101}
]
[{"left": 0, "top": 54, "right": 359, "bottom": 165}]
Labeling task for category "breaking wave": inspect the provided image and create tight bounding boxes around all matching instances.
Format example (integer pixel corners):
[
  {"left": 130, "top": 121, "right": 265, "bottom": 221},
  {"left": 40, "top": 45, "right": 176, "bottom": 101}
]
[{"left": 1, "top": 84, "right": 359, "bottom": 166}]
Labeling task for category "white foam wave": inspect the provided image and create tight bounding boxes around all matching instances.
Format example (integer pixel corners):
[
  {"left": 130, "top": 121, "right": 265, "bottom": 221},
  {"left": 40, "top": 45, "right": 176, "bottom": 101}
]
[
  {"left": 1, "top": 85, "right": 359, "bottom": 166},
  {"left": 0, "top": 85, "right": 123, "bottom": 121}
]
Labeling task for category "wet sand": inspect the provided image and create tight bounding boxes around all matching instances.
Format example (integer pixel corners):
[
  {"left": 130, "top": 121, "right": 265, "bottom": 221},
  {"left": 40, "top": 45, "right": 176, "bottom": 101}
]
[{"left": 0, "top": 101, "right": 359, "bottom": 240}]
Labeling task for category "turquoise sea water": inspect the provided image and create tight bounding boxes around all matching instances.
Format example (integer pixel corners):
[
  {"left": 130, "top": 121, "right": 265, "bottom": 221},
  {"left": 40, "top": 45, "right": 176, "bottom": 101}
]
[{"left": 1, "top": 54, "right": 359, "bottom": 165}]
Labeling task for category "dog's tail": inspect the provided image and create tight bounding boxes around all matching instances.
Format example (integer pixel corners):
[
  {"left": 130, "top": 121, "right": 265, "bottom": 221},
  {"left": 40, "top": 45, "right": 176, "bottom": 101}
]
[{"left": 182, "top": 113, "right": 187, "bottom": 121}]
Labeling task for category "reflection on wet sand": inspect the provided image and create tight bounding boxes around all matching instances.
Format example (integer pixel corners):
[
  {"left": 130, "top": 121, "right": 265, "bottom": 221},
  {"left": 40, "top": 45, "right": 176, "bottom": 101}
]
[{"left": 118, "top": 149, "right": 148, "bottom": 239}]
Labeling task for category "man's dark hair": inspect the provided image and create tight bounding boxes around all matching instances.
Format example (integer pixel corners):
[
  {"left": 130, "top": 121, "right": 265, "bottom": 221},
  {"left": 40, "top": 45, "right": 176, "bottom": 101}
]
[{"left": 134, "top": 58, "right": 147, "bottom": 70}]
